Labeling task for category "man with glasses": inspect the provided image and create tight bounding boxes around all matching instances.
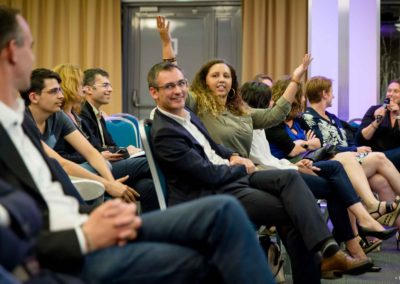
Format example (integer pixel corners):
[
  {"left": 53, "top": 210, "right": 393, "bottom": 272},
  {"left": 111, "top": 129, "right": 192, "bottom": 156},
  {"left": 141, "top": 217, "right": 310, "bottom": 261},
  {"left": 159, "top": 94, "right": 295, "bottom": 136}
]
[
  {"left": 20, "top": 68, "right": 160, "bottom": 210},
  {"left": 78, "top": 68, "right": 158, "bottom": 212},
  {"left": 81, "top": 68, "right": 137, "bottom": 155}
]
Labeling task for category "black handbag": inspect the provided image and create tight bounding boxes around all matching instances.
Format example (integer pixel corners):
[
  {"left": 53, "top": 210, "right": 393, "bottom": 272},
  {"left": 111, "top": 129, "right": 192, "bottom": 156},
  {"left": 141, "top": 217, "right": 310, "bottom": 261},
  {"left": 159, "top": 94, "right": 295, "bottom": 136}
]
[{"left": 301, "top": 144, "right": 338, "bottom": 162}]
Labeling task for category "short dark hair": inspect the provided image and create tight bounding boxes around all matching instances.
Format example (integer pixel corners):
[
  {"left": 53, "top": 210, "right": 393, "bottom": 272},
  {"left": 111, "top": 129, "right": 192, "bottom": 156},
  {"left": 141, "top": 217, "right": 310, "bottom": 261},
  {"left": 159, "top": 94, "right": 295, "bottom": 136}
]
[
  {"left": 0, "top": 5, "right": 24, "bottom": 50},
  {"left": 83, "top": 68, "right": 109, "bottom": 86},
  {"left": 241, "top": 81, "right": 272, "bottom": 109},
  {"left": 20, "top": 68, "right": 61, "bottom": 105},
  {"left": 147, "top": 62, "right": 184, "bottom": 88}
]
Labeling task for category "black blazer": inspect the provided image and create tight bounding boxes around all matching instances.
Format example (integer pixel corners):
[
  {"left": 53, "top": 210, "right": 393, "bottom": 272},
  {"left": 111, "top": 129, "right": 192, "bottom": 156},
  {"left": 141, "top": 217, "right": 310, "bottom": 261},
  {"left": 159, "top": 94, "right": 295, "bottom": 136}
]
[
  {"left": 151, "top": 108, "right": 247, "bottom": 205},
  {"left": 0, "top": 115, "right": 85, "bottom": 274},
  {"left": 79, "top": 101, "right": 116, "bottom": 148}
]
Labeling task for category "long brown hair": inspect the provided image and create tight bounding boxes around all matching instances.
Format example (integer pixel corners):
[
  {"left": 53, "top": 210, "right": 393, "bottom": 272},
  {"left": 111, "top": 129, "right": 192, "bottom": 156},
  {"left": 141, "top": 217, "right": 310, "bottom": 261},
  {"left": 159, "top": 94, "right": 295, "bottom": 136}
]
[{"left": 190, "top": 59, "right": 249, "bottom": 116}]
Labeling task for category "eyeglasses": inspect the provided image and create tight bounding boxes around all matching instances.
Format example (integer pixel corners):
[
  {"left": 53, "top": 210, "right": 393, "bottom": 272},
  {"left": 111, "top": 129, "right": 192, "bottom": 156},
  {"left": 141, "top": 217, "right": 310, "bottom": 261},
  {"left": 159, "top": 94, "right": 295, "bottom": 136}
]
[
  {"left": 93, "top": 82, "right": 112, "bottom": 89},
  {"left": 153, "top": 79, "right": 188, "bottom": 91},
  {"left": 42, "top": 87, "right": 63, "bottom": 95}
]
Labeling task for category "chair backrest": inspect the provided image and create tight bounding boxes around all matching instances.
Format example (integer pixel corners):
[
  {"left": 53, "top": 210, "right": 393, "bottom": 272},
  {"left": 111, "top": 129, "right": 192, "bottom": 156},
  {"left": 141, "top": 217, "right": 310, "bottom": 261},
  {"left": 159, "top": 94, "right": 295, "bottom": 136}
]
[
  {"left": 104, "top": 116, "right": 139, "bottom": 147},
  {"left": 139, "top": 119, "right": 168, "bottom": 210},
  {"left": 111, "top": 113, "right": 141, "bottom": 148}
]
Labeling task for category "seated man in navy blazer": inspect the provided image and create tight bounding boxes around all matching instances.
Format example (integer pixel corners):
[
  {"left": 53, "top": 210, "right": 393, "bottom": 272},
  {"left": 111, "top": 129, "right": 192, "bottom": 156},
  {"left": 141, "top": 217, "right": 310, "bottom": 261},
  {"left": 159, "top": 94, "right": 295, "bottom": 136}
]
[
  {"left": 0, "top": 6, "right": 275, "bottom": 284},
  {"left": 148, "top": 62, "right": 372, "bottom": 283}
]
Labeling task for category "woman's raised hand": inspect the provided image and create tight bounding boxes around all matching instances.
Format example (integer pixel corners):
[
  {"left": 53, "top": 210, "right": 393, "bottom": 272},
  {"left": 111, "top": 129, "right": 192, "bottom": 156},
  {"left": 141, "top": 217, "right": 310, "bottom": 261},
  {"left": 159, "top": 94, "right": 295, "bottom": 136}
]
[
  {"left": 292, "top": 54, "right": 313, "bottom": 81},
  {"left": 157, "top": 16, "right": 171, "bottom": 43}
]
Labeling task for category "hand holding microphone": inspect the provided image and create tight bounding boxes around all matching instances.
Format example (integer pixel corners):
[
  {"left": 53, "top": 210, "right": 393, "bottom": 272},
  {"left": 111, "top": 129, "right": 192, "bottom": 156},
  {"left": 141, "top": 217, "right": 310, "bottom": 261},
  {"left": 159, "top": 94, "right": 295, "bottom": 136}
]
[{"left": 375, "top": 98, "right": 389, "bottom": 122}]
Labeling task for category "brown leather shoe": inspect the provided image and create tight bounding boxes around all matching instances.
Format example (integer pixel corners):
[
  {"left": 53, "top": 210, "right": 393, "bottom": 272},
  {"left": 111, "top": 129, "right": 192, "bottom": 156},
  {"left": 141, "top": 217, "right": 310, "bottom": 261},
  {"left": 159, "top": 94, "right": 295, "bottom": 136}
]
[{"left": 321, "top": 250, "right": 373, "bottom": 279}]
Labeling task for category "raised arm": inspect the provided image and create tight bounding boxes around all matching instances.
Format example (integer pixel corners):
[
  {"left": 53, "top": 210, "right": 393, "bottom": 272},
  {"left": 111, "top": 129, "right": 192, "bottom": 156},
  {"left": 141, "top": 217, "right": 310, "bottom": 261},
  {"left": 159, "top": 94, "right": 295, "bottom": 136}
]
[
  {"left": 157, "top": 16, "right": 177, "bottom": 64},
  {"left": 282, "top": 54, "right": 313, "bottom": 104}
]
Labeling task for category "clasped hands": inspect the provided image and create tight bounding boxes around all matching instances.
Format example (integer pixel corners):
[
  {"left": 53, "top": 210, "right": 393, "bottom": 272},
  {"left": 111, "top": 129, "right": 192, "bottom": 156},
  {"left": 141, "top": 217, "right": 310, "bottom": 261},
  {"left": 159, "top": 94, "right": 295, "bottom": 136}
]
[{"left": 82, "top": 198, "right": 141, "bottom": 252}]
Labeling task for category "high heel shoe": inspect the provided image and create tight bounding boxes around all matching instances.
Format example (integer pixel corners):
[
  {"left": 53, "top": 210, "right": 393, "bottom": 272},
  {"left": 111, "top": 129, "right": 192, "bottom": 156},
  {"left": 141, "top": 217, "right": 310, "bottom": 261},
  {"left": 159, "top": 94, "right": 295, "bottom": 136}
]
[
  {"left": 368, "top": 201, "right": 400, "bottom": 226},
  {"left": 358, "top": 225, "right": 398, "bottom": 241}
]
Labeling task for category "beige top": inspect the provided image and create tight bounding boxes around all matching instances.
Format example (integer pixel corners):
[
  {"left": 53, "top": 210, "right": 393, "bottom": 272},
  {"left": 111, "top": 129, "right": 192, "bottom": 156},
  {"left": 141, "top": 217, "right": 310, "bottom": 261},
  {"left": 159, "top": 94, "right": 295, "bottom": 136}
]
[{"left": 186, "top": 92, "right": 291, "bottom": 157}]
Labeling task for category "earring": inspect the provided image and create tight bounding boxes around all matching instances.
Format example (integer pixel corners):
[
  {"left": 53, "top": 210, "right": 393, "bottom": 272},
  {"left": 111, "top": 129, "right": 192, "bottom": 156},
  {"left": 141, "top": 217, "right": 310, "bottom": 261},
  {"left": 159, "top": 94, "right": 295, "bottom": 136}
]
[{"left": 228, "top": 88, "right": 236, "bottom": 99}]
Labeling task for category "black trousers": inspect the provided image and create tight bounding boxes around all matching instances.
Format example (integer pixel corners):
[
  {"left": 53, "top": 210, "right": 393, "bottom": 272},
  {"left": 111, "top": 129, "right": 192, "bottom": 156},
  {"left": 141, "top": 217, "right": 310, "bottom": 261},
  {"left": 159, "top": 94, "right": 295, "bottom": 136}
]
[{"left": 219, "top": 169, "right": 331, "bottom": 284}]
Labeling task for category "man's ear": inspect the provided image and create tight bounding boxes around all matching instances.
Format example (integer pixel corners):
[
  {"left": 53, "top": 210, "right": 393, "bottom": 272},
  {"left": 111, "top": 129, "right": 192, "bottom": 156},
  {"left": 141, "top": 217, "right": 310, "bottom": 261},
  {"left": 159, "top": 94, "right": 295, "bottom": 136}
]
[
  {"left": 4, "top": 40, "right": 18, "bottom": 64},
  {"left": 29, "top": 92, "right": 40, "bottom": 104},
  {"left": 83, "top": 85, "right": 91, "bottom": 95},
  {"left": 149, "top": 87, "right": 159, "bottom": 100}
]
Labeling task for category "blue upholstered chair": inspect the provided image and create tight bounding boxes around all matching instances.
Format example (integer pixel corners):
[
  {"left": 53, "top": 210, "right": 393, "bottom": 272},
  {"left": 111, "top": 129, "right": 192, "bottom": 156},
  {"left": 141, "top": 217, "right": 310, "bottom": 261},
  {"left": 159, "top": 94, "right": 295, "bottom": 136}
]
[
  {"left": 104, "top": 116, "right": 139, "bottom": 148},
  {"left": 111, "top": 113, "right": 142, "bottom": 148}
]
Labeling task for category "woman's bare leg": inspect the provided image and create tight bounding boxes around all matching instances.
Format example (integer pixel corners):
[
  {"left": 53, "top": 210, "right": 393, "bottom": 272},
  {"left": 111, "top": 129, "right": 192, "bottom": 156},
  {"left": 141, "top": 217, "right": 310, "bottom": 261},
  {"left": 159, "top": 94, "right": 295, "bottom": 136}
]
[
  {"left": 369, "top": 174, "right": 400, "bottom": 229},
  {"left": 332, "top": 152, "right": 382, "bottom": 211},
  {"left": 362, "top": 152, "right": 400, "bottom": 195}
]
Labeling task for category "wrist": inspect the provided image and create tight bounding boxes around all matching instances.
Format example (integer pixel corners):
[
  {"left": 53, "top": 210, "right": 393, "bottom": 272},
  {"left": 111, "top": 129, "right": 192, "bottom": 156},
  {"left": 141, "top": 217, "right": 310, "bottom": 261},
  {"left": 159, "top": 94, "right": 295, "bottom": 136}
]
[
  {"left": 162, "top": 57, "right": 177, "bottom": 63},
  {"left": 230, "top": 152, "right": 240, "bottom": 161},
  {"left": 290, "top": 78, "right": 301, "bottom": 86},
  {"left": 82, "top": 224, "right": 94, "bottom": 252}
]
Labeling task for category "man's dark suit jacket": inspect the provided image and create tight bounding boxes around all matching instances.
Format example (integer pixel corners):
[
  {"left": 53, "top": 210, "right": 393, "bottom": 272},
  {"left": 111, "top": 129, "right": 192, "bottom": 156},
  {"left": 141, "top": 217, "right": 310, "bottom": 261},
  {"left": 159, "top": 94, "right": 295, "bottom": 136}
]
[
  {"left": 152, "top": 108, "right": 247, "bottom": 205},
  {"left": 0, "top": 115, "right": 87, "bottom": 274},
  {"left": 0, "top": 183, "right": 42, "bottom": 271},
  {"left": 79, "top": 101, "right": 116, "bottom": 148}
]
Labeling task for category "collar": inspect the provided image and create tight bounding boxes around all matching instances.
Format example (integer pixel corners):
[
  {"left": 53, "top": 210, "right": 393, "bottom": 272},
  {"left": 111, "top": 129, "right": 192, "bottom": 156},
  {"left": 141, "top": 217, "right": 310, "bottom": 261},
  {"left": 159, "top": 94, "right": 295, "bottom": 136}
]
[
  {"left": 0, "top": 98, "right": 25, "bottom": 129},
  {"left": 157, "top": 107, "right": 191, "bottom": 124},
  {"left": 88, "top": 101, "right": 102, "bottom": 119}
]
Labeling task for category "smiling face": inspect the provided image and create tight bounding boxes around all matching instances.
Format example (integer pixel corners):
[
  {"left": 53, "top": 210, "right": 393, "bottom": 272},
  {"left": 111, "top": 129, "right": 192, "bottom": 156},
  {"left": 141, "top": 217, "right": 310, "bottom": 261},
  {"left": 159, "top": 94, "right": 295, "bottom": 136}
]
[
  {"left": 149, "top": 67, "right": 188, "bottom": 116},
  {"left": 85, "top": 74, "right": 112, "bottom": 109},
  {"left": 205, "top": 63, "right": 232, "bottom": 105},
  {"left": 386, "top": 82, "right": 400, "bottom": 104}
]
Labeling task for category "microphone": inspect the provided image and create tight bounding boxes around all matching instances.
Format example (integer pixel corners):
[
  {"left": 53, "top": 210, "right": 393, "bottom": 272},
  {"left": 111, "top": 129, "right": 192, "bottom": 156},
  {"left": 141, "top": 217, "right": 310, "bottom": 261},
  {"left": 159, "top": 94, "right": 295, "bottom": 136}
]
[
  {"left": 382, "top": 98, "right": 390, "bottom": 109},
  {"left": 376, "top": 98, "right": 390, "bottom": 122}
]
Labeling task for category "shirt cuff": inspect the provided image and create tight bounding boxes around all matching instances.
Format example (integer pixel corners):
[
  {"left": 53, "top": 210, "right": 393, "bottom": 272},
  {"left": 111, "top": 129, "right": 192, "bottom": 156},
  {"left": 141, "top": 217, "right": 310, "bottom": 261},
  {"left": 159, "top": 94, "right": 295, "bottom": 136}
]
[
  {"left": 75, "top": 226, "right": 88, "bottom": 254},
  {"left": 0, "top": 205, "right": 10, "bottom": 227}
]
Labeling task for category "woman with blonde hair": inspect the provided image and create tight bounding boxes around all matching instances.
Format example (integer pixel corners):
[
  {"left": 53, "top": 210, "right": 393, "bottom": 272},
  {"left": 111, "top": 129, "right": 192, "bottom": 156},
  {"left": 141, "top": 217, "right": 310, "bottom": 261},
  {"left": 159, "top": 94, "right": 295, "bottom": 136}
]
[{"left": 52, "top": 64, "right": 158, "bottom": 212}]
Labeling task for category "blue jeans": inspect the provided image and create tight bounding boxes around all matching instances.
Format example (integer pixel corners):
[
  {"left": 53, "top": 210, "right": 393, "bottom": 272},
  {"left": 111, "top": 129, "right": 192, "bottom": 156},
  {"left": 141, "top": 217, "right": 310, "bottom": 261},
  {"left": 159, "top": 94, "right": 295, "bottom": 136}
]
[
  {"left": 110, "top": 157, "right": 158, "bottom": 213},
  {"left": 80, "top": 195, "right": 274, "bottom": 284}
]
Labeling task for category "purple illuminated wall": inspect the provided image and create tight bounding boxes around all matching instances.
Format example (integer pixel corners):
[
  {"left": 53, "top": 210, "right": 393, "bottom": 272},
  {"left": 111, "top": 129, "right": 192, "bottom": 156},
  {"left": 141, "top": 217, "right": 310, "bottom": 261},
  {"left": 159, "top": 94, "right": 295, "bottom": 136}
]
[{"left": 309, "top": 0, "right": 379, "bottom": 120}]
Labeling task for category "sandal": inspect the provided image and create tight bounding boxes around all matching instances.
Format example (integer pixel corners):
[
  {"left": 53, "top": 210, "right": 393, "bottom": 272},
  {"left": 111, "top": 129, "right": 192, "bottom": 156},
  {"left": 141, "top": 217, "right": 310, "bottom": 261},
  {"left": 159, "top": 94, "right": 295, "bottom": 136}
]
[
  {"left": 359, "top": 237, "right": 382, "bottom": 254},
  {"left": 368, "top": 201, "right": 400, "bottom": 227}
]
